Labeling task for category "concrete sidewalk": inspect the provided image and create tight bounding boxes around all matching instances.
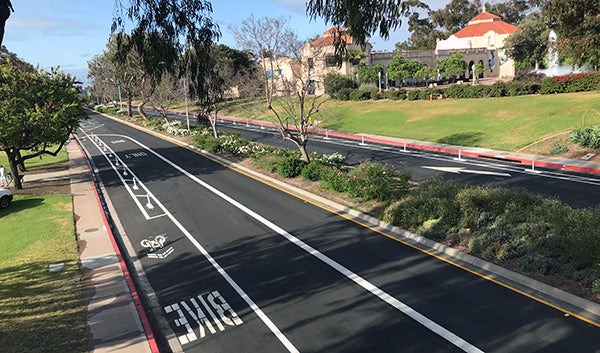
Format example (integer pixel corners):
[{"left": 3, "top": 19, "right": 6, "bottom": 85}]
[
  {"left": 23, "top": 119, "right": 600, "bottom": 353},
  {"left": 67, "top": 139, "right": 157, "bottom": 353}
]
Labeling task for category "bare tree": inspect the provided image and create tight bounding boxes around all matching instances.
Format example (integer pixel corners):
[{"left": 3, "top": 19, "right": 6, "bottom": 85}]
[
  {"left": 149, "top": 72, "right": 179, "bottom": 123},
  {"left": 231, "top": 16, "right": 326, "bottom": 162}
]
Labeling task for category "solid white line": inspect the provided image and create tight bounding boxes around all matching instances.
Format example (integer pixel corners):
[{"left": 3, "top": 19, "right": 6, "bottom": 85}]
[
  {"left": 84, "top": 132, "right": 300, "bottom": 353},
  {"left": 105, "top": 133, "right": 484, "bottom": 353}
]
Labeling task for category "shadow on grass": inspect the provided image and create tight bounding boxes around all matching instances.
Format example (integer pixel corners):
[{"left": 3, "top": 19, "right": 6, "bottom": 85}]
[
  {"left": 436, "top": 132, "right": 483, "bottom": 147},
  {"left": 0, "top": 260, "right": 87, "bottom": 353},
  {"left": 0, "top": 198, "right": 44, "bottom": 219}
]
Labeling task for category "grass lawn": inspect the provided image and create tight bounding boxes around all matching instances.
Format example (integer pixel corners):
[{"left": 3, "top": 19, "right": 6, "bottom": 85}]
[
  {"left": 220, "top": 92, "right": 600, "bottom": 151},
  {"left": 0, "top": 147, "right": 68, "bottom": 170},
  {"left": 0, "top": 194, "right": 87, "bottom": 353}
]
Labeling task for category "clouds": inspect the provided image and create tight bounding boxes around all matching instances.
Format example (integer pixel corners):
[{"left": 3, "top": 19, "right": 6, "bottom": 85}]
[
  {"left": 7, "top": 16, "right": 98, "bottom": 40},
  {"left": 272, "top": 0, "right": 307, "bottom": 13}
]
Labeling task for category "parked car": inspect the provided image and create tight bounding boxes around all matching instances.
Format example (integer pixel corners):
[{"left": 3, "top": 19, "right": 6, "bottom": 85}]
[{"left": 0, "top": 188, "right": 12, "bottom": 208}]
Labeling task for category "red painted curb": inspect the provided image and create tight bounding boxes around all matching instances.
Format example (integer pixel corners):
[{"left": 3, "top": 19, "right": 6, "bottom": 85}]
[
  {"left": 215, "top": 115, "right": 600, "bottom": 176},
  {"left": 73, "top": 139, "right": 161, "bottom": 353}
]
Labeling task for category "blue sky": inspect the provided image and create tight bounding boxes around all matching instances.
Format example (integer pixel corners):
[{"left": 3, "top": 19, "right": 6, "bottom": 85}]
[{"left": 4, "top": 0, "right": 448, "bottom": 85}]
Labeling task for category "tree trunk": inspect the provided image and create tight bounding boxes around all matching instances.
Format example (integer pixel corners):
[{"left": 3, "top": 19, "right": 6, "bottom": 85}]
[
  {"left": 137, "top": 101, "right": 148, "bottom": 120},
  {"left": 15, "top": 150, "right": 26, "bottom": 172},
  {"left": 6, "top": 150, "right": 23, "bottom": 189},
  {"left": 298, "top": 143, "right": 310, "bottom": 163},
  {"left": 127, "top": 97, "right": 133, "bottom": 117}
]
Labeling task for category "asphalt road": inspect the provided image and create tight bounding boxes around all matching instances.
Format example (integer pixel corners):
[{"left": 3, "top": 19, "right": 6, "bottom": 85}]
[
  {"left": 206, "top": 117, "right": 600, "bottom": 209},
  {"left": 77, "top": 112, "right": 600, "bottom": 353}
]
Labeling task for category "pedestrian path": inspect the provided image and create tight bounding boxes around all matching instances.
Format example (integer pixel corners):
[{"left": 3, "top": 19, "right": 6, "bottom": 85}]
[
  {"left": 67, "top": 139, "right": 157, "bottom": 353},
  {"left": 22, "top": 119, "right": 600, "bottom": 353}
]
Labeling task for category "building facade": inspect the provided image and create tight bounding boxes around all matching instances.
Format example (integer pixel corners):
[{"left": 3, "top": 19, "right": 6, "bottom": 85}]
[{"left": 265, "top": 11, "right": 518, "bottom": 97}]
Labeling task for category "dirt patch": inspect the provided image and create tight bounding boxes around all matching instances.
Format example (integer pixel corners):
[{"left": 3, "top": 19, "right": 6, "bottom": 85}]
[
  {"left": 517, "top": 132, "right": 600, "bottom": 163},
  {"left": 10, "top": 162, "right": 71, "bottom": 196}
]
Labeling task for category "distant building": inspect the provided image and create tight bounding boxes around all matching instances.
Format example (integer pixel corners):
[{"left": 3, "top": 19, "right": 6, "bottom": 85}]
[
  {"left": 301, "top": 28, "right": 371, "bottom": 95},
  {"left": 262, "top": 12, "right": 518, "bottom": 97},
  {"left": 370, "top": 10, "right": 519, "bottom": 83},
  {"left": 436, "top": 10, "right": 518, "bottom": 79}
]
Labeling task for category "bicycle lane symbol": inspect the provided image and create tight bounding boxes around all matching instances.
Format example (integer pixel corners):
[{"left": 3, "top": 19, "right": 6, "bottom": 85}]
[{"left": 140, "top": 234, "right": 175, "bottom": 259}]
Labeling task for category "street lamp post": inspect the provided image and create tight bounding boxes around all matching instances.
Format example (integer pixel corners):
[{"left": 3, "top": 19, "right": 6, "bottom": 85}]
[
  {"left": 184, "top": 77, "right": 190, "bottom": 131},
  {"left": 116, "top": 83, "right": 122, "bottom": 105}
]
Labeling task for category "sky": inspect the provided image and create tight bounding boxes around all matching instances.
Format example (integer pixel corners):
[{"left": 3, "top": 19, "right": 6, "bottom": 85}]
[{"left": 4, "top": 0, "right": 448, "bottom": 85}]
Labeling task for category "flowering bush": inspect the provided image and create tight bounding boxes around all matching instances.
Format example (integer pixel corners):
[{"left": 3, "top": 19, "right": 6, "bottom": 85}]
[
  {"left": 162, "top": 120, "right": 195, "bottom": 136},
  {"left": 310, "top": 151, "right": 346, "bottom": 167}
]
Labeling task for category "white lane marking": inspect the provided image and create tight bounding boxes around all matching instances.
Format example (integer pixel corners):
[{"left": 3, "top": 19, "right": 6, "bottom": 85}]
[
  {"left": 104, "top": 133, "right": 484, "bottom": 353},
  {"left": 81, "top": 131, "right": 300, "bottom": 353},
  {"left": 222, "top": 122, "right": 600, "bottom": 187},
  {"left": 423, "top": 166, "right": 512, "bottom": 177},
  {"left": 81, "top": 129, "right": 166, "bottom": 221}
]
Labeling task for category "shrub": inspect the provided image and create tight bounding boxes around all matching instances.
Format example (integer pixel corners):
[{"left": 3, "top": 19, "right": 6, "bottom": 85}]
[
  {"left": 310, "top": 152, "right": 346, "bottom": 167},
  {"left": 335, "top": 87, "right": 353, "bottom": 101},
  {"left": 320, "top": 167, "right": 348, "bottom": 193},
  {"left": 569, "top": 125, "right": 600, "bottom": 148},
  {"left": 301, "top": 161, "right": 327, "bottom": 181},
  {"left": 486, "top": 82, "right": 506, "bottom": 97},
  {"left": 163, "top": 120, "right": 194, "bottom": 136},
  {"left": 145, "top": 118, "right": 165, "bottom": 131},
  {"left": 383, "top": 178, "right": 464, "bottom": 236},
  {"left": 505, "top": 82, "right": 539, "bottom": 96},
  {"left": 549, "top": 144, "right": 568, "bottom": 155},
  {"left": 563, "top": 207, "right": 600, "bottom": 265},
  {"left": 349, "top": 89, "right": 373, "bottom": 101},
  {"left": 455, "top": 186, "right": 542, "bottom": 231},
  {"left": 383, "top": 89, "right": 406, "bottom": 100},
  {"left": 276, "top": 155, "right": 306, "bottom": 178},
  {"left": 324, "top": 72, "right": 355, "bottom": 96},
  {"left": 370, "top": 90, "right": 384, "bottom": 100},
  {"left": 343, "top": 162, "right": 406, "bottom": 201},
  {"left": 445, "top": 83, "right": 474, "bottom": 99},
  {"left": 407, "top": 89, "right": 421, "bottom": 101}
]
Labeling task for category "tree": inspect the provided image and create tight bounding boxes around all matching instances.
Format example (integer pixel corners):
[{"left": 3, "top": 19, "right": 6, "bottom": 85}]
[
  {"left": 414, "top": 65, "right": 437, "bottom": 86},
  {"left": 357, "top": 62, "right": 383, "bottom": 86},
  {"left": 437, "top": 53, "right": 467, "bottom": 80},
  {"left": 87, "top": 36, "right": 141, "bottom": 117},
  {"left": 0, "top": 61, "right": 85, "bottom": 189},
  {"left": 386, "top": 54, "right": 422, "bottom": 82},
  {"left": 398, "top": 4, "right": 445, "bottom": 50},
  {"left": 0, "top": 0, "right": 14, "bottom": 47},
  {"left": 486, "top": 0, "right": 532, "bottom": 25},
  {"left": 504, "top": 12, "right": 548, "bottom": 70},
  {"left": 112, "top": 0, "right": 220, "bottom": 115},
  {"left": 149, "top": 72, "right": 179, "bottom": 124},
  {"left": 306, "top": 0, "right": 415, "bottom": 49},
  {"left": 231, "top": 16, "right": 326, "bottom": 162},
  {"left": 542, "top": 0, "right": 600, "bottom": 68},
  {"left": 431, "top": 0, "right": 482, "bottom": 36}
]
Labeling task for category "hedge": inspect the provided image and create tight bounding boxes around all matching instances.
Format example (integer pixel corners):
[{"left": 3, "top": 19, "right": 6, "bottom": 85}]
[{"left": 330, "top": 71, "right": 600, "bottom": 101}]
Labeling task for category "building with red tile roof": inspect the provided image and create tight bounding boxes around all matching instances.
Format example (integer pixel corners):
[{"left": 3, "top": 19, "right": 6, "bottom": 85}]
[{"left": 436, "top": 10, "right": 518, "bottom": 78}]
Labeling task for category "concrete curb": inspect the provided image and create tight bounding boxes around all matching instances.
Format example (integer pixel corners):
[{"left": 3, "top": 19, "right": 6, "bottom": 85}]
[
  {"left": 71, "top": 137, "right": 161, "bottom": 353},
  {"left": 94, "top": 110, "right": 600, "bottom": 328}
]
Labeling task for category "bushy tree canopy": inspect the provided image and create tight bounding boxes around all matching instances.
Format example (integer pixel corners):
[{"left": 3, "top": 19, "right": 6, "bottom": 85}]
[{"left": 0, "top": 61, "right": 85, "bottom": 189}]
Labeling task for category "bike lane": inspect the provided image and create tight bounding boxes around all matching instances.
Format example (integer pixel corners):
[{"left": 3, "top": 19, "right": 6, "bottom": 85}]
[{"left": 76, "top": 116, "right": 476, "bottom": 353}]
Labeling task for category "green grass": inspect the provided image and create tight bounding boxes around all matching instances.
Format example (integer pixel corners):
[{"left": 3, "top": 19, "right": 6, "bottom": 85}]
[
  {"left": 221, "top": 92, "right": 600, "bottom": 151},
  {"left": 0, "top": 146, "right": 68, "bottom": 170},
  {"left": 0, "top": 194, "right": 87, "bottom": 353}
]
